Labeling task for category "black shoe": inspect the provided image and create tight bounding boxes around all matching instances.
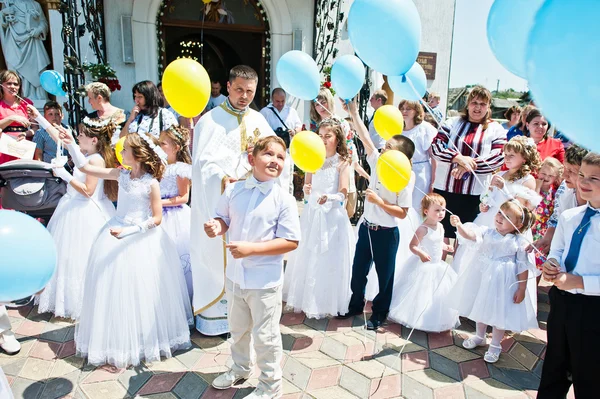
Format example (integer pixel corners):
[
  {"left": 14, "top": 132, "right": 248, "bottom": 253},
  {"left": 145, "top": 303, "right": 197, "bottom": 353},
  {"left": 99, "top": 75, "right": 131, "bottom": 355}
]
[
  {"left": 367, "top": 317, "right": 383, "bottom": 330},
  {"left": 336, "top": 308, "right": 363, "bottom": 319}
]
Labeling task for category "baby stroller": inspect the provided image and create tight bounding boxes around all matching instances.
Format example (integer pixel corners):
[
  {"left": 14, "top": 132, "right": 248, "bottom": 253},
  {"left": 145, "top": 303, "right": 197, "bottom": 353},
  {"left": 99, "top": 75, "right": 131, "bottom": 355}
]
[{"left": 0, "top": 159, "right": 67, "bottom": 225}]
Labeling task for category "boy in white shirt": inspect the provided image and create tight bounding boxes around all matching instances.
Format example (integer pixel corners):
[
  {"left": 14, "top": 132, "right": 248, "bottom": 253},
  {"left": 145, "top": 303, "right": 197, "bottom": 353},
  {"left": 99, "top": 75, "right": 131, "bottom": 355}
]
[
  {"left": 204, "top": 136, "right": 301, "bottom": 399},
  {"left": 340, "top": 100, "right": 415, "bottom": 330},
  {"left": 539, "top": 152, "right": 600, "bottom": 399}
]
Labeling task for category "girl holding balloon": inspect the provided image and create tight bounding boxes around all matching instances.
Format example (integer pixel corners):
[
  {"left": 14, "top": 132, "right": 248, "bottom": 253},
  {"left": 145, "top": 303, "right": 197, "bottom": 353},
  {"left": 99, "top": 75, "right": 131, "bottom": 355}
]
[
  {"left": 27, "top": 106, "right": 117, "bottom": 320},
  {"left": 283, "top": 119, "right": 355, "bottom": 319},
  {"left": 55, "top": 128, "right": 192, "bottom": 367},
  {"left": 158, "top": 126, "right": 194, "bottom": 302}
]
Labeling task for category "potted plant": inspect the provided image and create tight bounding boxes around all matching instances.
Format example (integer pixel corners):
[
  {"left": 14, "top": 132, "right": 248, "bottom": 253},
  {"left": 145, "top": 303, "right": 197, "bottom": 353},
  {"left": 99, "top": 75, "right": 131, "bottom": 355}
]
[{"left": 83, "top": 63, "right": 122, "bottom": 92}]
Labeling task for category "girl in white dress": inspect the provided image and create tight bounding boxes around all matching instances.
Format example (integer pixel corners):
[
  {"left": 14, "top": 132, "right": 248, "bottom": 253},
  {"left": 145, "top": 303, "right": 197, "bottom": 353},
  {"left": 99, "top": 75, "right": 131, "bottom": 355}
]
[
  {"left": 159, "top": 126, "right": 193, "bottom": 301},
  {"left": 28, "top": 109, "right": 117, "bottom": 320},
  {"left": 452, "top": 136, "right": 541, "bottom": 274},
  {"left": 474, "top": 136, "right": 541, "bottom": 227},
  {"left": 388, "top": 193, "right": 459, "bottom": 332},
  {"left": 283, "top": 119, "right": 355, "bottom": 318},
  {"left": 449, "top": 200, "right": 538, "bottom": 364},
  {"left": 56, "top": 129, "right": 192, "bottom": 368}
]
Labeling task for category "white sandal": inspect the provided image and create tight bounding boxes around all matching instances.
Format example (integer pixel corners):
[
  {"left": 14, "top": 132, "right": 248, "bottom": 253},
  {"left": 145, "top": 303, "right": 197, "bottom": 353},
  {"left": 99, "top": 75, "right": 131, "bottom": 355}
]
[
  {"left": 484, "top": 344, "right": 502, "bottom": 363},
  {"left": 462, "top": 335, "right": 486, "bottom": 349}
]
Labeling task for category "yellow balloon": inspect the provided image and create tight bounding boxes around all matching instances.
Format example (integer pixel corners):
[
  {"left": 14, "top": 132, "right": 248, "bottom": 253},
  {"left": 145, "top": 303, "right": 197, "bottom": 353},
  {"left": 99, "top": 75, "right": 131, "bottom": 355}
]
[
  {"left": 202, "top": 0, "right": 211, "bottom": 3},
  {"left": 289, "top": 131, "right": 326, "bottom": 173},
  {"left": 114, "top": 137, "right": 131, "bottom": 170},
  {"left": 162, "top": 58, "right": 211, "bottom": 118},
  {"left": 376, "top": 150, "right": 412, "bottom": 193},
  {"left": 373, "top": 105, "right": 404, "bottom": 140}
]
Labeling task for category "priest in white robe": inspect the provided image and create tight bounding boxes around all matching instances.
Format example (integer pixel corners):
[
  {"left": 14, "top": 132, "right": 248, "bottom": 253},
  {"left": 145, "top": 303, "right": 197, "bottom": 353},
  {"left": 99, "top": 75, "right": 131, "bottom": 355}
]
[{"left": 191, "top": 65, "right": 291, "bottom": 335}]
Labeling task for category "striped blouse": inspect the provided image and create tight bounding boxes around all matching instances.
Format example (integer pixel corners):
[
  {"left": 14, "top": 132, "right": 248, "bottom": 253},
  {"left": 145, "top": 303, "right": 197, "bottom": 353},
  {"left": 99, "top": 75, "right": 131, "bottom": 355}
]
[{"left": 431, "top": 117, "right": 507, "bottom": 196}]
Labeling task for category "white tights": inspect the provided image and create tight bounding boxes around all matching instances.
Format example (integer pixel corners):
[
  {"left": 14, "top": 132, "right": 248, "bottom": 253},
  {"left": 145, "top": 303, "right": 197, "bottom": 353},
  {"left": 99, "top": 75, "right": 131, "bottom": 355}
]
[{"left": 475, "top": 322, "right": 504, "bottom": 354}]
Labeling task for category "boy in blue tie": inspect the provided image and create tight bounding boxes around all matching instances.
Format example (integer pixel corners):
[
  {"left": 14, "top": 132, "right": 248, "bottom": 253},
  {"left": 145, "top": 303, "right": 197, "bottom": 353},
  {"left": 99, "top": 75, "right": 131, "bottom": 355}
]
[{"left": 538, "top": 152, "right": 600, "bottom": 399}]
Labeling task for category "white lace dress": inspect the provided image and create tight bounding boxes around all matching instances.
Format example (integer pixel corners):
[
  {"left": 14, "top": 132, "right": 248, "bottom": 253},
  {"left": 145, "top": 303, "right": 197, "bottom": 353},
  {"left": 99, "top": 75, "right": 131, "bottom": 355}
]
[
  {"left": 283, "top": 154, "right": 355, "bottom": 318},
  {"left": 37, "top": 153, "right": 115, "bottom": 320},
  {"left": 388, "top": 224, "right": 459, "bottom": 332},
  {"left": 75, "top": 171, "right": 192, "bottom": 368},
  {"left": 159, "top": 162, "right": 193, "bottom": 301},
  {"left": 449, "top": 224, "right": 538, "bottom": 332}
]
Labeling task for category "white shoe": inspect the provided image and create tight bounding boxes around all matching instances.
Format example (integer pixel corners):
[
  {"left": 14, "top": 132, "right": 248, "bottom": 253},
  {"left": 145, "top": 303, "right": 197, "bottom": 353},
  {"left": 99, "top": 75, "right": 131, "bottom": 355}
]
[
  {"left": 244, "top": 388, "right": 280, "bottom": 399},
  {"left": 212, "top": 370, "right": 249, "bottom": 390},
  {"left": 0, "top": 331, "right": 21, "bottom": 355},
  {"left": 462, "top": 335, "right": 486, "bottom": 350}
]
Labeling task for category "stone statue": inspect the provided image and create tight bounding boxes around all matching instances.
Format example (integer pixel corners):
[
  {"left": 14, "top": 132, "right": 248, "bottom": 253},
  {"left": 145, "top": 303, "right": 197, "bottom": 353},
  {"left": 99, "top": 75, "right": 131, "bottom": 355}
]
[{"left": 0, "top": 0, "right": 50, "bottom": 101}]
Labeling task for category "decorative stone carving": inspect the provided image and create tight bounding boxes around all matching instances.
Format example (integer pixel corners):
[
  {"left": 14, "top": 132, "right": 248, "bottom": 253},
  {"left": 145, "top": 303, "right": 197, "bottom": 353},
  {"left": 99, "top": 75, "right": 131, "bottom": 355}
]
[{"left": 0, "top": 0, "right": 51, "bottom": 100}]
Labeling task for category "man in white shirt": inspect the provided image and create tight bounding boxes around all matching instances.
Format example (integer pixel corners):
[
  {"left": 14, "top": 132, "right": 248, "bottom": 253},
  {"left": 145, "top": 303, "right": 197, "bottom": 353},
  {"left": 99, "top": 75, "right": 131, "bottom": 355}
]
[
  {"left": 340, "top": 100, "right": 415, "bottom": 330},
  {"left": 260, "top": 88, "right": 302, "bottom": 140},
  {"left": 204, "top": 136, "right": 301, "bottom": 399},
  {"left": 367, "top": 90, "right": 388, "bottom": 150},
  {"left": 539, "top": 152, "right": 600, "bottom": 398},
  {"left": 205, "top": 80, "right": 227, "bottom": 113}
]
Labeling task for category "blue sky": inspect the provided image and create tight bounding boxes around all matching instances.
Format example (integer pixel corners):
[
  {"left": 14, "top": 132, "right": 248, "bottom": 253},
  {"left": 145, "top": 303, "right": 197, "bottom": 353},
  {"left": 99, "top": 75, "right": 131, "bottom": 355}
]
[{"left": 449, "top": 0, "right": 529, "bottom": 92}]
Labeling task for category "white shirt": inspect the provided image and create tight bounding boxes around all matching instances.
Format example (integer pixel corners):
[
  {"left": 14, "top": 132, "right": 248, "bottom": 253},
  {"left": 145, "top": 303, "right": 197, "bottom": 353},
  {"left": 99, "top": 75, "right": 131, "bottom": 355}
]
[
  {"left": 548, "top": 204, "right": 600, "bottom": 295},
  {"left": 215, "top": 176, "right": 301, "bottom": 289},
  {"left": 363, "top": 151, "right": 415, "bottom": 227},
  {"left": 260, "top": 104, "right": 302, "bottom": 132},
  {"left": 368, "top": 117, "right": 386, "bottom": 150},
  {"left": 206, "top": 94, "right": 227, "bottom": 112},
  {"left": 128, "top": 108, "right": 178, "bottom": 137},
  {"left": 548, "top": 181, "right": 579, "bottom": 228},
  {"left": 402, "top": 121, "right": 438, "bottom": 164}
]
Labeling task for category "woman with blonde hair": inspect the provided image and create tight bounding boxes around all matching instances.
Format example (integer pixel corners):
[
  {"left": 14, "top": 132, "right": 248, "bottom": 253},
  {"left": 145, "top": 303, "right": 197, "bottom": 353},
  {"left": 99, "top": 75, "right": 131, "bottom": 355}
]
[{"left": 86, "top": 82, "right": 126, "bottom": 145}]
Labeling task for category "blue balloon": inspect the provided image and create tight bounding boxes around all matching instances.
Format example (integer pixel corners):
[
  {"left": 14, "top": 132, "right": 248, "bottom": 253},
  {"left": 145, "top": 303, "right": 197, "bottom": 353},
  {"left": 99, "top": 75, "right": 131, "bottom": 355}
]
[
  {"left": 348, "top": 0, "right": 421, "bottom": 76},
  {"left": 526, "top": 0, "right": 599, "bottom": 151},
  {"left": 0, "top": 211, "right": 57, "bottom": 302},
  {"left": 330, "top": 55, "right": 365, "bottom": 101},
  {"left": 40, "top": 70, "right": 67, "bottom": 97},
  {"left": 487, "top": 0, "right": 544, "bottom": 78},
  {"left": 388, "top": 62, "right": 427, "bottom": 101},
  {"left": 276, "top": 51, "right": 320, "bottom": 101}
]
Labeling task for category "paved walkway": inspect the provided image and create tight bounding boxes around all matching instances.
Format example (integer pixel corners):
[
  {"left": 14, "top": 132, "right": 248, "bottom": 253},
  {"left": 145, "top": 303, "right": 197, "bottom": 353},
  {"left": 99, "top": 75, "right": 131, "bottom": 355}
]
[{"left": 2, "top": 283, "right": 555, "bottom": 399}]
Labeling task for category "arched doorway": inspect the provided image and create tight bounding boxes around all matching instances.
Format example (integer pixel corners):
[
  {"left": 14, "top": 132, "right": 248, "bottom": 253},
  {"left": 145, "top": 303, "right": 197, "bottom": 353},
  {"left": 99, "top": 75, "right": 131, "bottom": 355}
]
[{"left": 158, "top": 0, "right": 271, "bottom": 108}]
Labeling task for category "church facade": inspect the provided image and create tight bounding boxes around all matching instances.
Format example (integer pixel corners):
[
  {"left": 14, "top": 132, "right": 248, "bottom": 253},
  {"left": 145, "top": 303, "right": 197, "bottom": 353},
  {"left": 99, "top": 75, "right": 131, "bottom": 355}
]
[{"left": 1, "top": 0, "right": 456, "bottom": 123}]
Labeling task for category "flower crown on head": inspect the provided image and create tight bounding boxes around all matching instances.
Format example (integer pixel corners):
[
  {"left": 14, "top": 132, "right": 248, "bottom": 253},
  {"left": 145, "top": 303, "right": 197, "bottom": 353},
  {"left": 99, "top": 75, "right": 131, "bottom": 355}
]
[
  {"left": 82, "top": 116, "right": 112, "bottom": 128},
  {"left": 168, "top": 126, "right": 183, "bottom": 141},
  {"left": 318, "top": 116, "right": 343, "bottom": 127},
  {"left": 525, "top": 137, "right": 536, "bottom": 148},
  {"left": 138, "top": 132, "right": 168, "bottom": 165}
]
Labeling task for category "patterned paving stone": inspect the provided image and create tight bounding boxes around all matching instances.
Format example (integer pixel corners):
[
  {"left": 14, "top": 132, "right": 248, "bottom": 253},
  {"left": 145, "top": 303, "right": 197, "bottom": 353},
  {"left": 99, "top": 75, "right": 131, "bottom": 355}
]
[
  {"left": 370, "top": 374, "right": 402, "bottom": 399},
  {"left": 172, "top": 346, "right": 205, "bottom": 369},
  {"left": 137, "top": 372, "right": 186, "bottom": 396},
  {"left": 508, "top": 343, "right": 538, "bottom": 370},
  {"left": 499, "top": 369, "right": 541, "bottom": 391},
  {"left": 282, "top": 356, "right": 311, "bottom": 391},
  {"left": 80, "top": 380, "right": 128, "bottom": 399},
  {"left": 433, "top": 383, "right": 466, "bottom": 399},
  {"left": 10, "top": 377, "right": 44, "bottom": 399},
  {"left": 402, "top": 371, "right": 435, "bottom": 399},
  {"left": 347, "top": 358, "right": 398, "bottom": 379},
  {"left": 310, "top": 385, "right": 359, "bottom": 399},
  {"left": 39, "top": 375, "right": 77, "bottom": 399},
  {"left": 459, "top": 359, "right": 490, "bottom": 381},
  {"left": 117, "top": 366, "right": 154, "bottom": 396},
  {"left": 30, "top": 340, "right": 62, "bottom": 361},
  {"left": 1, "top": 357, "right": 27, "bottom": 376},
  {"left": 532, "top": 360, "right": 543, "bottom": 379},
  {"left": 172, "top": 372, "right": 208, "bottom": 399},
  {"left": 294, "top": 350, "right": 339, "bottom": 369},
  {"left": 145, "top": 357, "right": 188, "bottom": 373},
  {"left": 405, "top": 369, "right": 458, "bottom": 390},
  {"left": 428, "top": 332, "right": 454, "bottom": 350},
  {"left": 402, "top": 350, "right": 430, "bottom": 372},
  {"left": 57, "top": 341, "right": 76, "bottom": 359},
  {"left": 280, "top": 312, "right": 306, "bottom": 326},
  {"left": 40, "top": 324, "right": 73, "bottom": 343},
  {"left": 494, "top": 354, "right": 528, "bottom": 371},
  {"left": 302, "top": 317, "right": 329, "bottom": 333},
  {"left": 429, "top": 352, "right": 461, "bottom": 382},
  {"left": 291, "top": 336, "right": 324, "bottom": 353},
  {"left": 372, "top": 348, "right": 403, "bottom": 372},
  {"left": 49, "top": 357, "right": 84, "bottom": 378},
  {"left": 326, "top": 317, "right": 354, "bottom": 333},
  {"left": 433, "top": 346, "right": 480, "bottom": 363},
  {"left": 463, "top": 378, "right": 527, "bottom": 398},
  {"left": 520, "top": 341, "right": 545, "bottom": 357},
  {"left": 319, "top": 337, "right": 347, "bottom": 362},
  {"left": 19, "top": 358, "right": 53, "bottom": 381},
  {"left": 402, "top": 328, "right": 429, "bottom": 350},
  {"left": 200, "top": 387, "right": 237, "bottom": 399},
  {"left": 306, "top": 365, "right": 342, "bottom": 390},
  {"left": 14, "top": 320, "right": 46, "bottom": 338},
  {"left": 340, "top": 365, "right": 371, "bottom": 398},
  {"left": 82, "top": 365, "right": 124, "bottom": 384}
]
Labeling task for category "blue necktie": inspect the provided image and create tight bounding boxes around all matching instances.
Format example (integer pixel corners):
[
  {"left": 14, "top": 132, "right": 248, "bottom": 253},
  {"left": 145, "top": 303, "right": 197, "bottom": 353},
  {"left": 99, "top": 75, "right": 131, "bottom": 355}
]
[{"left": 564, "top": 207, "right": 598, "bottom": 272}]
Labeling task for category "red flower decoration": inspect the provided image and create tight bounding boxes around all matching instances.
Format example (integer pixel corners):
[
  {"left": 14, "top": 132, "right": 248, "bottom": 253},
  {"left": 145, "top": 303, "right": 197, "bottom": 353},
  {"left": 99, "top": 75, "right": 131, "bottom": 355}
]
[{"left": 323, "top": 81, "right": 332, "bottom": 88}]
